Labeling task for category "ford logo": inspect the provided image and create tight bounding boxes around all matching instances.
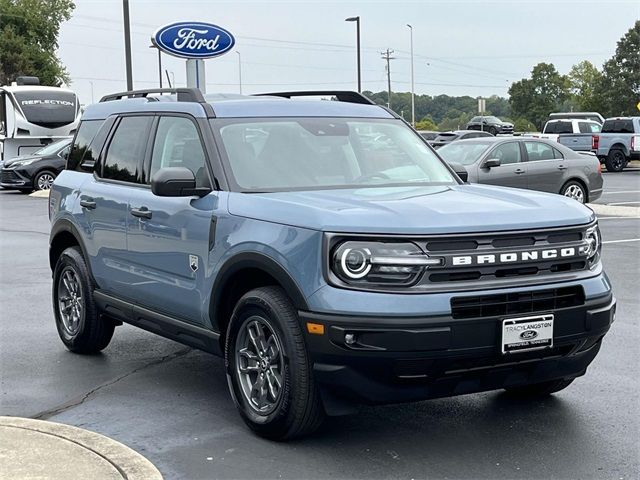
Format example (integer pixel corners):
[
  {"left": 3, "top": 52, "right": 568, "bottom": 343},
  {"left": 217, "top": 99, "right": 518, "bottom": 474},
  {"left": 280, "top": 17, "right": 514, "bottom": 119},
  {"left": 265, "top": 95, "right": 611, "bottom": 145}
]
[
  {"left": 153, "top": 22, "right": 235, "bottom": 59},
  {"left": 520, "top": 330, "right": 538, "bottom": 340}
]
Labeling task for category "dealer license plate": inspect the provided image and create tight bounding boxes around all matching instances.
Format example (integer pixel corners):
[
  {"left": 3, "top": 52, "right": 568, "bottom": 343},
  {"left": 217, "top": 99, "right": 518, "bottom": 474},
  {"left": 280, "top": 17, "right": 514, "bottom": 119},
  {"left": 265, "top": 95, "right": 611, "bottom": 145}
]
[{"left": 501, "top": 314, "right": 554, "bottom": 354}]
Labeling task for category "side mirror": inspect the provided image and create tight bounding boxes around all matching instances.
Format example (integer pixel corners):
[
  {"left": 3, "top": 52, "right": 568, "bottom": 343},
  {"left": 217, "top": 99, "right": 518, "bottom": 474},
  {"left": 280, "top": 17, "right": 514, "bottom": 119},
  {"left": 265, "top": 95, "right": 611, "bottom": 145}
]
[
  {"left": 483, "top": 158, "right": 501, "bottom": 168},
  {"left": 151, "top": 167, "right": 210, "bottom": 197},
  {"left": 448, "top": 162, "right": 469, "bottom": 182}
]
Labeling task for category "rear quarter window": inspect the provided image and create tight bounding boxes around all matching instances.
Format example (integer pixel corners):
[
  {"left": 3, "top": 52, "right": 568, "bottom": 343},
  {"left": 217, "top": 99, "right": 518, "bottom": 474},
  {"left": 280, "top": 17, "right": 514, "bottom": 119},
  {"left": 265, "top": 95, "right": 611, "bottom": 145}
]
[{"left": 67, "top": 120, "right": 104, "bottom": 172}]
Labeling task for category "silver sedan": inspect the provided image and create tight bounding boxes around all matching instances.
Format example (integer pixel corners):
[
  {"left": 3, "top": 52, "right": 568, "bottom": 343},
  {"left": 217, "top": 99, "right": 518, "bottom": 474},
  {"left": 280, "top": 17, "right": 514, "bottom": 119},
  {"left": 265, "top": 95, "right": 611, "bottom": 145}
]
[{"left": 437, "top": 137, "right": 603, "bottom": 203}]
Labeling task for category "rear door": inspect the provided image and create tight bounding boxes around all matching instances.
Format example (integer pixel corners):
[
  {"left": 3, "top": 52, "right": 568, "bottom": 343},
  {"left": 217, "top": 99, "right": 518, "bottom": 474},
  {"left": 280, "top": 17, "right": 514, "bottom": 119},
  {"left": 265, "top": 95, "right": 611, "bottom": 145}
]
[
  {"left": 523, "top": 141, "right": 566, "bottom": 193},
  {"left": 126, "top": 114, "right": 219, "bottom": 324},
  {"left": 476, "top": 141, "right": 528, "bottom": 189},
  {"left": 81, "top": 115, "right": 153, "bottom": 300}
]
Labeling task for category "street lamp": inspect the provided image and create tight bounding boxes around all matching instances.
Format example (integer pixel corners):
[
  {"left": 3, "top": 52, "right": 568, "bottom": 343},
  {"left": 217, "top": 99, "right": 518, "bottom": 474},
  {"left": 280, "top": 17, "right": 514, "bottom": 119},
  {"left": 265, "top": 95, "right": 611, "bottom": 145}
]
[
  {"left": 149, "top": 43, "right": 163, "bottom": 88},
  {"left": 345, "top": 16, "right": 361, "bottom": 93},
  {"left": 237, "top": 51, "right": 242, "bottom": 94},
  {"left": 407, "top": 24, "right": 415, "bottom": 127},
  {"left": 88, "top": 80, "right": 94, "bottom": 104}
]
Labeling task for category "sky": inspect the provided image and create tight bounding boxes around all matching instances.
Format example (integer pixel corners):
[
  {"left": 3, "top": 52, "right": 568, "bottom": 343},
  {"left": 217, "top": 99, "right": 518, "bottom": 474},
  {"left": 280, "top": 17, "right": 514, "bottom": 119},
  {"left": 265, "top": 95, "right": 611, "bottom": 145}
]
[{"left": 57, "top": 0, "right": 640, "bottom": 105}]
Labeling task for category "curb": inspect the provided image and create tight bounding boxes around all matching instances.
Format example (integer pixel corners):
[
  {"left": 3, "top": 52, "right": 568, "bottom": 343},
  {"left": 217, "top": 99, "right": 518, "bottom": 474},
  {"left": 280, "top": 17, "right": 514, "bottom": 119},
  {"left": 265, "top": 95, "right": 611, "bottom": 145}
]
[
  {"left": 587, "top": 203, "right": 640, "bottom": 218},
  {"left": 0, "top": 416, "right": 162, "bottom": 480}
]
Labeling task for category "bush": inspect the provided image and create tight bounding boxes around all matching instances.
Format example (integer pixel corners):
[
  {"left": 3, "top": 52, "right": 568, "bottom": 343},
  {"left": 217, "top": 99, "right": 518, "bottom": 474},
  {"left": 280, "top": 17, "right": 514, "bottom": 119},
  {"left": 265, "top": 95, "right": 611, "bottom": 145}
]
[
  {"left": 415, "top": 118, "right": 438, "bottom": 131},
  {"left": 513, "top": 118, "right": 537, "bottom": 132}
]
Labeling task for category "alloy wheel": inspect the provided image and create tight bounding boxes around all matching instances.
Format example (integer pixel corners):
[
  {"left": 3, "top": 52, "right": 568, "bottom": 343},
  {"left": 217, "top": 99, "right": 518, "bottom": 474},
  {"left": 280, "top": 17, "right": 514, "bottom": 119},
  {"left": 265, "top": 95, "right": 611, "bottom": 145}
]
[
  {"left": 235, "top": 316, "right": 284, "bottom": 415},
  {"left": 611, "top": 151, "right": 624, "bottom": 171},
  {"left": 57, "top": 267, "right": 84, "bottom": 336},
  {"left": 563, "top": 184, "right": 585, "bottom": 203},
  {"left": 37, "top": 173, "right": 55, "bottom": 190}
]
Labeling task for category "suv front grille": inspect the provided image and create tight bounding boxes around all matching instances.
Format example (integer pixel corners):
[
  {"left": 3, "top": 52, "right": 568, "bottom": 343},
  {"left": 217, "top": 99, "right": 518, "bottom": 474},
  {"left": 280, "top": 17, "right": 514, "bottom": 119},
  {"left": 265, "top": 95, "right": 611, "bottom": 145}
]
[
  {"left": 1, "top": 170, "right": 21, "bottom": 183},
  {"left": 450, "top": 285, "right": 585, "bottom": 319}
]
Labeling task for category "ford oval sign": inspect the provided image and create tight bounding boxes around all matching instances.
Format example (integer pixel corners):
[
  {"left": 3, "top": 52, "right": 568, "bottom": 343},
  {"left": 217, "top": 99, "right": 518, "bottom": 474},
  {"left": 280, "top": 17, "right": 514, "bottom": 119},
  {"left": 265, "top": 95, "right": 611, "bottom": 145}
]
[{"left": 153, "top": 22, "right": 235, "bottom": 59}]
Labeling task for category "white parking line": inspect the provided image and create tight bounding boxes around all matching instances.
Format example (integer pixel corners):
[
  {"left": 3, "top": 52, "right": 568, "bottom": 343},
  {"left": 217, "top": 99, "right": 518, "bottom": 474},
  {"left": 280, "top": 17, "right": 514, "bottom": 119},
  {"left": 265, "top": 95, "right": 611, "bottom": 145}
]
[
  {"left": 601, "top": 190, "right": 640, "bottom": 195},
  {"left": 597, "top": 216, "right": 640, "bottom": 220},
  {"left": 602, "top": 238, "right": 640, "bottom": 244},
  {"left": 608, "top": 201, "right": 640, "bottom": 206}
]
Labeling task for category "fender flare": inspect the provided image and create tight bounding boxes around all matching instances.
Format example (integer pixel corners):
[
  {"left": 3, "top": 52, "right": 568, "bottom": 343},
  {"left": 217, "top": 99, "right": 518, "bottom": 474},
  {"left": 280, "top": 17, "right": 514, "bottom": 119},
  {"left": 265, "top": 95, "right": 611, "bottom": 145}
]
[{"left": 49, "top": 219, "right": 93, "bottom": 280}]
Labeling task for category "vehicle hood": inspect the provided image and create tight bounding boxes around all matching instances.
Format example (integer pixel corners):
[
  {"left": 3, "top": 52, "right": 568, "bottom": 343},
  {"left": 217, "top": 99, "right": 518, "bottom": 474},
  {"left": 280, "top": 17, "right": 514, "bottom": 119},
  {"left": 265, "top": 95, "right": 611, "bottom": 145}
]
[
  {"left": 227, "top": 184, "right": 595, "bottom": 234},
  {"left": 3, "top": 154, "right": 41, "bottom": 167}
]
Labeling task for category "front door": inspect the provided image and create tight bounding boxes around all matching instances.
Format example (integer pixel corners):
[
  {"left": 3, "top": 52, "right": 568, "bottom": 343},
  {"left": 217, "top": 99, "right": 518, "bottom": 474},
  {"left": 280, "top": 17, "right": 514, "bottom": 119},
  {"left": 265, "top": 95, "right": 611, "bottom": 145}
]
[
  {"left": 477, "top": 141, "right": 528, "bottom": 189},
  {"left": 126, "top": 115, "right": 219, "bottom": 325}
]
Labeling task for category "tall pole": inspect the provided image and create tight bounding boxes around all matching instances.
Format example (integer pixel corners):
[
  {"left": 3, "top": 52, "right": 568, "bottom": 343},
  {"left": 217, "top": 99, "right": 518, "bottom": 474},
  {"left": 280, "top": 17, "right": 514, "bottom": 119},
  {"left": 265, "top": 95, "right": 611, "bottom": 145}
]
[
  {"left": 89, "top": 81, "right": 94, "bottom": 104},
  {"left": 158, "top": 48, "right": 163, "bottom": 88},
  {"left": 122, "top": 0, "right": 133, "bottom": 90},
  {"left": 407, "top": 24, "right": 415, "bottom": 127},
  {"left": 237, "top": 51, "right": 242, "bottom": 94},
  {"left": 381, "top": 49, "right": 395, "bottom": 109},
  {"left": 345, "top": 17, "right": 361, "bottom": 92}
]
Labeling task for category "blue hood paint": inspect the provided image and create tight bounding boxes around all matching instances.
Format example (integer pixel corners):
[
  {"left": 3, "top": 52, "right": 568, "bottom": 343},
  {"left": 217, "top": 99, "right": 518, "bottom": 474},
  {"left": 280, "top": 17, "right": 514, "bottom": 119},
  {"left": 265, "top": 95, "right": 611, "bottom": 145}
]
[{"left": 228, "top": 184, "right": 595, "bottom": 234}]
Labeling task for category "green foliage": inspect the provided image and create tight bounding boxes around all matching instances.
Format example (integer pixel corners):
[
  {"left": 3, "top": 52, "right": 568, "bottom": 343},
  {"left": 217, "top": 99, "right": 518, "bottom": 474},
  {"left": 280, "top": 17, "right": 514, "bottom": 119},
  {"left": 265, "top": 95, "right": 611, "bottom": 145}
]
[
  {"left": 568, "top": 60, "right": 604, "bottom": 112},
  {"left": 0, "top": 0, "right": 75, "bottom": 86},
  {"left": 509, "top": 63, "right": 569, "bottom": 129},
  {"left": 513, "top": 118, "right": 536, "bottom": 132},
  {"left": 595, "top": 20, "right": 640, "bottom": 116},
  {"left": 415, "top": 117, "right": 437, "bottom": 131}
]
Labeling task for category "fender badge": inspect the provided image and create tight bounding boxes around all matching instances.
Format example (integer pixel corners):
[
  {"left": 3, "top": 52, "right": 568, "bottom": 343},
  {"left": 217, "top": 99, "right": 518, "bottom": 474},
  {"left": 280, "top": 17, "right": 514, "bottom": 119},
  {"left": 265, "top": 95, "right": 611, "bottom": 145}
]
[{"left": 189, "top": 255, "right": 199, "bottom": 272}]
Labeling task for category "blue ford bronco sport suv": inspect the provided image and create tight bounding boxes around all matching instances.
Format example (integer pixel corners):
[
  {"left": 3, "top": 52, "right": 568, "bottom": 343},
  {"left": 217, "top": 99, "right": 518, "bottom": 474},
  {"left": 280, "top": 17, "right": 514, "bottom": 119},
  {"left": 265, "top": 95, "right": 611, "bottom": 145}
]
[{"left": 49, "top": 88, "right": 615, "bottom": 440}]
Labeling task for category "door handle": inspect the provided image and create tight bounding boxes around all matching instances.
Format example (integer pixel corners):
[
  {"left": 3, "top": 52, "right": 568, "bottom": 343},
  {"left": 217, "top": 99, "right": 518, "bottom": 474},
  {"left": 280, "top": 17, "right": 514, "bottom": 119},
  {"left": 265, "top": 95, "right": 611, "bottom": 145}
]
[
  {"left": 130, "top": 206, "right": 152, "bottom": 219},
  {"left": 514, "top": 169, "right": 525, "bottom": 174},
  {"left": 80, "top": 198, "right": 96, "bottom": 209},
  {"left": 557, "top": 165, "right": 567, "bottom": 170}
]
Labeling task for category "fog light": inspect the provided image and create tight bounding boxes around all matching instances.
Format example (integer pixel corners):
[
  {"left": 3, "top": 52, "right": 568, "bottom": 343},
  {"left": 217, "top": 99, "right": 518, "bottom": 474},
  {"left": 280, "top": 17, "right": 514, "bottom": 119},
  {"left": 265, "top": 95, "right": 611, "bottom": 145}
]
[{"left": 345, "top": 333, "right": 357, "bottom": 345}]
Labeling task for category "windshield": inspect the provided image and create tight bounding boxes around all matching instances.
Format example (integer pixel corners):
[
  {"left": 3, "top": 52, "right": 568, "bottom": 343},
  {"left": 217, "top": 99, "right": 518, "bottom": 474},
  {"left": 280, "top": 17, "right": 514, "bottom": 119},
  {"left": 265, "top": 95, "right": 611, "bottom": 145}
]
[
  {"left": 213, "top": 118, "right": 457, "bottom": 191},
  {"left": 13, "top": 90, "right": 77, "bottom": 129},
  {"left": 437, "top": 141, "right": 491, "bottom": 166},
  {"left": 485, "top": 116, "right": 501, "bottom": 123},
  {"left": 34, "top": 139, "right": 70, "bottom": 156}
]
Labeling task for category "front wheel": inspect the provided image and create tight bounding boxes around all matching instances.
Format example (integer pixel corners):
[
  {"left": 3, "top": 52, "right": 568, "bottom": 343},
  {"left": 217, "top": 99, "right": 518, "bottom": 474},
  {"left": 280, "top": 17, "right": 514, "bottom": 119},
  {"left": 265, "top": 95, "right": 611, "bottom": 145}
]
[
  {"left": 225, "top": 286, "right": 324, "bottom": 440},
  {"left": 34, "top": 170, "right": 57, "bottom": 190},
  {"left": 504, "top": 378, "right": 574, "bottom": 398},
  {"left": 489, "top": 126, "right": 498, "bottom": 136},
  {"left": 561, "top": 180, "right": 587, "bottom": 203}
]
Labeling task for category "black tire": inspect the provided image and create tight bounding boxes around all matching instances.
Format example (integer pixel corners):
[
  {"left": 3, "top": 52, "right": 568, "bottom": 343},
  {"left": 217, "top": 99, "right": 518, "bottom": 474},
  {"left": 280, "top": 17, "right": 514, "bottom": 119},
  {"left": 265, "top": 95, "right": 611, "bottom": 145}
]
[
  {"left": 34, "top": 170, "right": 57, "bottom": 191},
  {"left": 605, "top": 149, "right": 627, "bottom": 172},
  {"left": 489, "top": 126, "right": 498, "bottom": 136},
  {"left": 504, "top": 378, "right": 574, "bottom": 398},
  {"left": 225, "top": 286, "right": 325, "bottom": 440},
  {"left": 560, "top": 180, "right": 587, "bottom": 203},
  {"left": 53, "top": 246, "right": 115, "bottom": 354}
]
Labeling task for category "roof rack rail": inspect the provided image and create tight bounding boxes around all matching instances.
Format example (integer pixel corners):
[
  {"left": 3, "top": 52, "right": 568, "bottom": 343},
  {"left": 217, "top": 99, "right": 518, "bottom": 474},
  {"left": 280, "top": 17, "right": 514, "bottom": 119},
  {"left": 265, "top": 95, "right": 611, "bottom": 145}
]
[
  {"left": 254, "top": 90, "right": 375, "bottom": 106},
  {"left": 99, "top": 88, "right": 206, "bottom": 103}
]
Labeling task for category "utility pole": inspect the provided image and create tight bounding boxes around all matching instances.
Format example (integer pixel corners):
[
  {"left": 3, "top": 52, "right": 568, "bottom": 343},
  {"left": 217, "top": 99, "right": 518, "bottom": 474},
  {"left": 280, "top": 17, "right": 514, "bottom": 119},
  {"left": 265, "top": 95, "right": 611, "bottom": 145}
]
[
  {"left": 236, "top": 51, "right": 242, "bottom": 94},
  {"left": 381, "top": 49, "right": 395, "bottom": 109},
  {"left": 407, "top": 24, "right": 415, "bottom": 127},
  {"left": 122, "top": 0, "right": 133, "bottom": 90}
]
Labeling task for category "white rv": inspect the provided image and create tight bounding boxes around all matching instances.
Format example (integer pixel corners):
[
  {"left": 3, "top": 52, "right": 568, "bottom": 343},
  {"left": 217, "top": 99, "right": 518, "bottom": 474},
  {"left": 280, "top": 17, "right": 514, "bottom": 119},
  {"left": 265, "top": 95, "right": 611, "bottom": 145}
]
[{"left": 0, "top": 77, "right": 80, "bottom": 162}]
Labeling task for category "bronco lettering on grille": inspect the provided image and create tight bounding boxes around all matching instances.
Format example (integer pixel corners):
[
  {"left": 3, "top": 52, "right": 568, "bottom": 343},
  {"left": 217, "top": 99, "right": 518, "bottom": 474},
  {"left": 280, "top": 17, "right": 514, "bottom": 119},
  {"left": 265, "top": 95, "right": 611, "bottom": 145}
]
[{"left": 451, "top": 247, "right": 580, "bottom": 266}]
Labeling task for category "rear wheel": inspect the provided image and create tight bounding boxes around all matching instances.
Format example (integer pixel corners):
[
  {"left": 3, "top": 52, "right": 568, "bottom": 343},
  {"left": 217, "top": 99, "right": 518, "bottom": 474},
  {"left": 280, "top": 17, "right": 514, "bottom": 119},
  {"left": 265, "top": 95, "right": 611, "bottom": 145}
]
[
  {"left": 605, "top": 149, "right": 627, "bottom": 172},
  {"left": 225, "top": 286, "right": 324, "bottom": 440},
  {"left": 53, "top": 246, "right": 115, "bottom": 353},
  {"left": 561, "top": 180, "right": 587, "bottom": 203},
  {"left": 34, "top": 170, "right": 57, "bottom": 191},
  {"left": 504, "top": 378, "right": 574, "bottom": 398}
]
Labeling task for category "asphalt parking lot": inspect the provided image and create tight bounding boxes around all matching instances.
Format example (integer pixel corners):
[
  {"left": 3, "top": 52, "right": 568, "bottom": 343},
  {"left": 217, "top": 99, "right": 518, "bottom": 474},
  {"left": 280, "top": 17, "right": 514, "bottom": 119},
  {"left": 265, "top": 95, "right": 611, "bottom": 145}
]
[{"left": 1, "top": 172, "right": 638, "bottom": 480}]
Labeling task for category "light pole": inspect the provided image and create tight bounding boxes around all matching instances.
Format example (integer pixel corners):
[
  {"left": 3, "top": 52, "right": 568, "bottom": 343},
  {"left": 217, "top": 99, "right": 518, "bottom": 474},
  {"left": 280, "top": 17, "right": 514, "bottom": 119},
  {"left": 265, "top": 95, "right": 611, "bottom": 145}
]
[
  {"left": 89, "top": 81, "right": 94, "bottom": 104},
  {"left": 237, "top": 51, "right": 242, "bottom": 94},
  {"left": 407, "top": 24, "right": 415, "bottom": 127},
  {"left": 122, "top": 0, "right": 133, "bottom": 90},
  {"left": 149, "top": 44, "right": 163, "bottom": 88},
  {"left": 345, "top": 16, "right": 361, "bottom": 92}
]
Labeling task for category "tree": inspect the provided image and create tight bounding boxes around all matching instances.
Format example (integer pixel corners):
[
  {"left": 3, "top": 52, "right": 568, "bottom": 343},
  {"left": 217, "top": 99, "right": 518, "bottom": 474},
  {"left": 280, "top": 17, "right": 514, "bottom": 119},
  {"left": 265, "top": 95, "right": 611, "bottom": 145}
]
[
  {"left": 0, "top": 0, "right": 75, "bottom": 86},
  {"left": 596, "top": 20, "right": 640, "bottom": 116},
  {"left": 568, "top": 60, "right": 604, "bottom": 112},
  {"left": 415, "top": 117, "right": 437, "bottom": 131},
  {"left": 509, "top": 63, "right": 570, "bottom": 129}
]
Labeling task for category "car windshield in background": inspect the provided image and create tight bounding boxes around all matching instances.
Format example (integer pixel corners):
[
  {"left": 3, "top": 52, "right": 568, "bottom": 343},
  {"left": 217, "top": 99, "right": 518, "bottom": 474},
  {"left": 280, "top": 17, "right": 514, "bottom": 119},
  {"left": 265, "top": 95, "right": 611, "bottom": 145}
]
[
  {"left": 213, "top": 118, "right": 457, "bottom": 191},
  {"left": 545, "top": 122, "right": 573, "bottom": 134},
  {"left": 434, "top": 133, "right": 458, "bottom": 142},
  {"left": 437, "top": 141, "right": 491, "bottom": 166},
  {"left": 34, "top": 139, "right": 70, "bottom": 156},
  {"left": 485, "top": 116, "right": 501, "bottom": 123}
]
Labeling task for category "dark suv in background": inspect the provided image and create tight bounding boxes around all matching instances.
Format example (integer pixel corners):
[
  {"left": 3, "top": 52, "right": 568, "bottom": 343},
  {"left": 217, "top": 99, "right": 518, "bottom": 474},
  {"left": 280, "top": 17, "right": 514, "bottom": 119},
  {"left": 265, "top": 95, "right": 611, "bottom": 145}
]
[{"left": 466, "top": 116, "right": 514, "bottom": 136}]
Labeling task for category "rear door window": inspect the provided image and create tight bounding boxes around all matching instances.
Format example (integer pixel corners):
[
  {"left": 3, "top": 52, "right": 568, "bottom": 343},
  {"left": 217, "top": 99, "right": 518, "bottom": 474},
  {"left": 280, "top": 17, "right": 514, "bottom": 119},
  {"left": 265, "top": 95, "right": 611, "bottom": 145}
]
[
  {"left": 578, "top": 122, "right": 601, "bottom": 133},
  {"left": 524, "top": 142, "right": 557, "bottom": 162},
  {"left": 101, "top": 116, "right": 152, "bottom": 183}
]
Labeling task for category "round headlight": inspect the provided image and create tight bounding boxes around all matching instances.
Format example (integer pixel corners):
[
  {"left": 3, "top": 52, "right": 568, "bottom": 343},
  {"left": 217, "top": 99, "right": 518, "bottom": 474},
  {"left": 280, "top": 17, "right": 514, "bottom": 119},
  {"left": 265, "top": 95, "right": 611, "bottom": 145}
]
[{"left": 340, "top": 247, "right": 372, "bottom": 279}]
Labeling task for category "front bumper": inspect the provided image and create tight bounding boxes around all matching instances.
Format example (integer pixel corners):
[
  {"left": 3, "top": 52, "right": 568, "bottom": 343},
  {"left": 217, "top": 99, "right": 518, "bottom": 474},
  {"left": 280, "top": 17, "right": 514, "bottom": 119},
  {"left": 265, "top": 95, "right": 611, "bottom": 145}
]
[
  {"left": 0, "top": 168, "right": 32, "bottom": 189},
  {"left": 301, "top": 289, "right": 615, "bottom": 413}
]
